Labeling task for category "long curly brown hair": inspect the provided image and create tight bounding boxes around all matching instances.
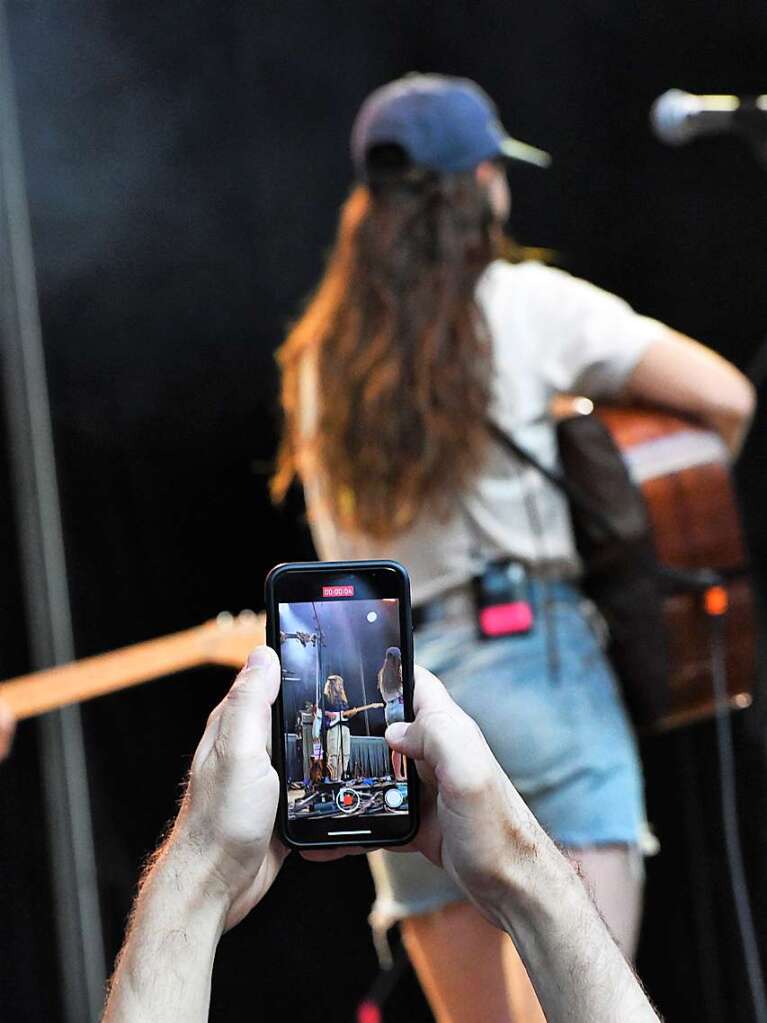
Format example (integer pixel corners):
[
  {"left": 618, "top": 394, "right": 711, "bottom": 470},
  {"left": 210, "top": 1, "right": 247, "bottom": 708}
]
[{"left": 272, "top": 159, "right": 500, "bottom": 540}]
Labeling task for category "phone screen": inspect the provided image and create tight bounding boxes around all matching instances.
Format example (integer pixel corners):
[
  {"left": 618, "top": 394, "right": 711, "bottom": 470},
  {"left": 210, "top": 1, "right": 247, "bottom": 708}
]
[{"left": 267, "top": 561, "right": 418, "bottom": 848}]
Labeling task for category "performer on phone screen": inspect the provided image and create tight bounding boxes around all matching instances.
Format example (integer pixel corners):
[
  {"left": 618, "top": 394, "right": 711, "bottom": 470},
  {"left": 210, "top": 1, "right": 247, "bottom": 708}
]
[
  {"left": 378, "top": 646, "right": 406, "bottom": 781},
  {"left": 323, "top": 674, "right": 352, "bottom": 781},
  {"left": 273, "top": 74, "right": 754, "bottom": 1022}
]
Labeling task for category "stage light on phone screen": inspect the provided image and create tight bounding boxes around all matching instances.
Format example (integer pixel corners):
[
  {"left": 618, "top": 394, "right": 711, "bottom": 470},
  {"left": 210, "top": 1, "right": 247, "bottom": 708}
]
[{"left": 366, "top": 611, "right": 378, "bottom": 623}]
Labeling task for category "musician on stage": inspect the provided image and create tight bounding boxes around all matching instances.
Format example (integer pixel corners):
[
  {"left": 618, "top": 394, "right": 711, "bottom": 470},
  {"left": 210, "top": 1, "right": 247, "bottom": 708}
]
[
  {"left": 322, "top": 673, "right": 353, "bottom": 780},
  {"left": 272, "top": 73, "right": 755, "bottom": 1022},
  {"left": 378, "top": 646, "right": 406, "bottom": 781}
]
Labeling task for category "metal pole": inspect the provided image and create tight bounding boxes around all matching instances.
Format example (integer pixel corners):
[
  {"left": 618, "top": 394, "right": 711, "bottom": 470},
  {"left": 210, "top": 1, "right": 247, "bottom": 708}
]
[
  {"left": 358, "top": 645, "right": 370, "bottom": 735},
  {"left": 0, "top": 4, "right": 106, "bottom": 1019}
]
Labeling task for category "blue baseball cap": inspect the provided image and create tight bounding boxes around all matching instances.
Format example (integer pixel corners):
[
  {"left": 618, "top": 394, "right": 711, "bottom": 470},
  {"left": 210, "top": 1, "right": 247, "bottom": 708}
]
[{"left": 351, "top": 73, "right": 551, "bottom": 179}]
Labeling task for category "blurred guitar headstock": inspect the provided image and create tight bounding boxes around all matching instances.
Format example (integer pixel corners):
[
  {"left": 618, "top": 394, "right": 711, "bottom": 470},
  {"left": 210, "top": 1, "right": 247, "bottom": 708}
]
[
  {"left": 549, "top": 394, "right": 595, "bottom": 422},
  {"left": 199, "top": 610, "right": 267, "bottom": 668}
]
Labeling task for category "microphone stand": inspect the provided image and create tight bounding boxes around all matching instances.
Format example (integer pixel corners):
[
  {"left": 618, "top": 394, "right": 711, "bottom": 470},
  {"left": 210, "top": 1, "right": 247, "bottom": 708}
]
[
  {"left": 311, "top": 603, "right": 328, "bottom": 783},
  {"left": 732, "top": 98, "right": 767, "bottom": 169},
  {"left": 661, "top": 569, "right": 767, "bottom": 1022},
  {"left": 280, "top": 630, "right": 319, "bottom": 784},
  {"left": 746, "top": 330, "right": 767, "bottom": 392}
]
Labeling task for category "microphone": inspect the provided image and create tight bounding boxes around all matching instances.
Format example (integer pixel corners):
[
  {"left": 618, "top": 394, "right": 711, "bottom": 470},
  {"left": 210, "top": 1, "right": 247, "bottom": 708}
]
[{"left": 651, "top": 89, "right": 767, "bottom": 145}]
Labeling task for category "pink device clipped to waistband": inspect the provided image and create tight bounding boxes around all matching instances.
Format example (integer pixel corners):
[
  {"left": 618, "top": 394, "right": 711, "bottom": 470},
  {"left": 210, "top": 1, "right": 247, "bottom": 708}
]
[{"left": 478, "top": 601, "right": 534, "bottom": 638}]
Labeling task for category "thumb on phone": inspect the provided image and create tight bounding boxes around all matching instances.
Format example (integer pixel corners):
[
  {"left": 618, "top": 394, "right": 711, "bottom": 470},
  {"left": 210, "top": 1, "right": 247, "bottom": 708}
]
[{"left": 387, "top": 667, "right": 499, "bottom": 799}]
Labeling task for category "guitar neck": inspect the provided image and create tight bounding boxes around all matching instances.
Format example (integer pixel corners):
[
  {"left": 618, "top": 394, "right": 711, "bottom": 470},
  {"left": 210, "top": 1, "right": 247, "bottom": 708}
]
[
  {"left": 328, "top": 703, "right": 382, "bottom": 718},
  {"left": 0, "top": 626, "right": 210, "bottom": 721}
]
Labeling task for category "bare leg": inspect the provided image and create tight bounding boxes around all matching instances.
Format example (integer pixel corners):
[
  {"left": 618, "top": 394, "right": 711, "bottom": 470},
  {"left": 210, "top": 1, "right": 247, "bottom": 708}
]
[
  {"left": 401, "top": 845, "right": 643, "bottom": 1023},
  {"left": 402, "top": 901, "right": 545, "bottom": 1023},
  {"left": 566, "top": 844, "right": 644, "bottom": 959}
]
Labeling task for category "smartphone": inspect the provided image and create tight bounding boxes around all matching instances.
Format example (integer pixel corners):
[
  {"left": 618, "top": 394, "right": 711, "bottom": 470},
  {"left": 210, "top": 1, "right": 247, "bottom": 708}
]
[{"left": 265, "top": 559, "right": 419, "bottom": 849}]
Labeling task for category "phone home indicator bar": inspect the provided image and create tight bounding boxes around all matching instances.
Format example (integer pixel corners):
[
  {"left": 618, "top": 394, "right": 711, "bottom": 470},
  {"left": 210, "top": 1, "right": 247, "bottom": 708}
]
[{"left": 327, "top": 830, "right": 372, "bottom": 836}]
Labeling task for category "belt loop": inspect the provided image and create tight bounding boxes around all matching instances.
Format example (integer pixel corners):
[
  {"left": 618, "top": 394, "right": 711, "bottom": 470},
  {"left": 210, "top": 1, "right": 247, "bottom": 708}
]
[{"left": 542, "top": 579, "right": 561, "bottom": 683}]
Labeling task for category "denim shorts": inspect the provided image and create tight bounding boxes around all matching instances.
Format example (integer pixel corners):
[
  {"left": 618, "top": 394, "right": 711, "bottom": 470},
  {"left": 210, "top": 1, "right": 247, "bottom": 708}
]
[
  {"left": 368, "top": 579, "right": 648, "bottom": 933},
  {"left": 384, "top": 695, "right": 405, "bottom": 726}
]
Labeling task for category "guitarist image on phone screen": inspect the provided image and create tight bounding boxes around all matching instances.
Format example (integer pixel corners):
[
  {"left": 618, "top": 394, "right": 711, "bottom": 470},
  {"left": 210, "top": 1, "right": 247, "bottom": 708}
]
[
  {"left": 277, "top": 591, "right": 403, "bottom": 820},
  {"left": 322, "top": 674, "right": 354, "bottom": 780},
  {"left": 322, "top": 673, "right": 385, "bottom": 781}
]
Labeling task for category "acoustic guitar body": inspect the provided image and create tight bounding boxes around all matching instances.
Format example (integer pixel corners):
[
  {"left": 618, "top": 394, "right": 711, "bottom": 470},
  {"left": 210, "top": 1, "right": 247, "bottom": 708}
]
[{"left": 598, "top": 406, "right": 756, "bottom": 732}]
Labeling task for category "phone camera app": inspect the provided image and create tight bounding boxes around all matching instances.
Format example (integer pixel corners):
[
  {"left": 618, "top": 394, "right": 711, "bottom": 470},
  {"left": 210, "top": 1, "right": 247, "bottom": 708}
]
[{"left": 279, "top": 590, "right": 408, "bottom": 822}]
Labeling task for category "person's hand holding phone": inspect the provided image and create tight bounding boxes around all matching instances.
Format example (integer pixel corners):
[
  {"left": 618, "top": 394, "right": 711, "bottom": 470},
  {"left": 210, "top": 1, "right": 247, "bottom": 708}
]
[
  {"left": 105, "top": 646, "right": 660, "bottom": 1023},
  {"left": 384, "top": 666, "right": 548, "bottom": 928},
  {"left": 168, "top": 646, "right": 289, "bottom": 930},
  {"left": 103, "top": 646, "right": 290, "bottom": 1023},
  {"left": 387, "top": 671, "right": 662, "bottom": 1023},
  {"left": 302, "top": 665, "right": 549, "bottom": 927}
]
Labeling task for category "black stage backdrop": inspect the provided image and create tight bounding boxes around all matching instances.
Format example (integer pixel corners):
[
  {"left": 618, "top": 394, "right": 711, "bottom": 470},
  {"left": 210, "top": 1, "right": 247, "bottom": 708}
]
[{"left": 2, "top": 3, "right": 767, "bottom": 1021}]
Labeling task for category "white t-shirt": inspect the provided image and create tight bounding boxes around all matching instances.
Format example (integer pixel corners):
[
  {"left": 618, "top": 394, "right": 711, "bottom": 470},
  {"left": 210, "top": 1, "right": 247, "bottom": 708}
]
[{"left": 302, "top": 260, "right": 667, "bottom": 605}]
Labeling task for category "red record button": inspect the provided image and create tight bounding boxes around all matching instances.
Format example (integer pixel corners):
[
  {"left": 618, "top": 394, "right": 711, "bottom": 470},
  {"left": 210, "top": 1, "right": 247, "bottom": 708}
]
[{"left": 336, "top": 787, "right": 361, "bottom": 814}]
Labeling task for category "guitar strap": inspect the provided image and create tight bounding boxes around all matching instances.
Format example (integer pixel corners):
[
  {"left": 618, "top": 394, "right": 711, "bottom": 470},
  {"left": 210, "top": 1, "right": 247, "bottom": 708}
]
[
  {"left": 484, "top": 417, "right": 617, "bottom": 538},
  {"left": 484, "top": 413, "right": 673, "bottom": 730}
]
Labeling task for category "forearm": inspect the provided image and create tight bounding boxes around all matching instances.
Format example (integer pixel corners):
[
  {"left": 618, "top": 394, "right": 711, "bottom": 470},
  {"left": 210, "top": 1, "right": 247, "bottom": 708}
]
[
  {"left": 500, "top": 840, "right": 660, "bottom": 1023},
  {"left": 102, "top": 838, "right": 229, "bottom": 1023},
  {"left": 704, "top": 406, "right": 753, "bottom": 459},
  {"left": 390, "top": 669, "right": 662, "bottom": 1020},
  {"left": 624, "top": 331, "right": 755, "bottom": 458}
]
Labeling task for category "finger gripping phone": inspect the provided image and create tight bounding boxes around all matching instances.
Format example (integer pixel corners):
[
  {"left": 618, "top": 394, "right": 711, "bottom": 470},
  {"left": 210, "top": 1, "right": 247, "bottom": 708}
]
[{"left": 265, "top": 560, "right": 419, "bottom": 849}]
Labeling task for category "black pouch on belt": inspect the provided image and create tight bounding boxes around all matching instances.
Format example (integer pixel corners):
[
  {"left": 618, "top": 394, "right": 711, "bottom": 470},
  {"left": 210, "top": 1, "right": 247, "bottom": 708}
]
[{"left": 472, "top": 559, "right": 534, "bottom": 640}]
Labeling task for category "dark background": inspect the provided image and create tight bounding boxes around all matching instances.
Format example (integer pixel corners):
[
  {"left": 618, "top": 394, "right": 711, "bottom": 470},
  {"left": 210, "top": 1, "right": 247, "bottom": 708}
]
[{"left": 1, "top": 2, "right": 767, "bottom": 1021}]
